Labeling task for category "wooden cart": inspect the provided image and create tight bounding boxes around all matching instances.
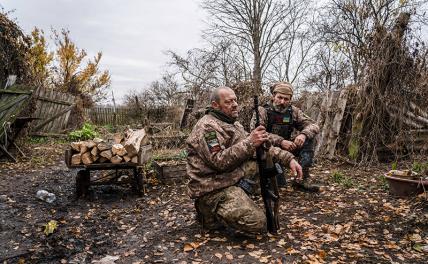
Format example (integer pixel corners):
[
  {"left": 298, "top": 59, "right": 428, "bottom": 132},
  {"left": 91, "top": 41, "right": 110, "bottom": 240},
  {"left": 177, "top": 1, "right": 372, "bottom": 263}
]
[{"left": 65, "top": 146, "right": 151, "bottom": 197}]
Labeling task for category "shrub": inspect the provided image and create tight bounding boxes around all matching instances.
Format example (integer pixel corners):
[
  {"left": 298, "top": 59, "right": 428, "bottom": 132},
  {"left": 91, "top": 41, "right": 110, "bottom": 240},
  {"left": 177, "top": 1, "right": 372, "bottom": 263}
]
[{"left": 68, "top": 122, "right": 98, "bottom": 141}]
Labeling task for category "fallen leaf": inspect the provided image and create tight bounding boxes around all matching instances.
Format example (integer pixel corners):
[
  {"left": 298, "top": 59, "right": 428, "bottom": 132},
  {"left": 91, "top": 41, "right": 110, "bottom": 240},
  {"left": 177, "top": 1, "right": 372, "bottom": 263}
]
[
  {"left": 277, "top": 239, "right": 286, "bottom": 247},
  {"left": 246, "top": 243, "right": 255, "bottom": 249},
  {"left": 44, "top": 220, "right": 57, "bottom": 236},
  {"left": 183, "top": 242, "right": 200, "bottom": 252},
  {"left": 225, "top": 253, "right": 233, "bottom": 260},
  {"left": 214, "top": 253, "right": 222, "bottom": 259},
  {"left": 286, "top": 247, "right": 299, "bottom": 254}
]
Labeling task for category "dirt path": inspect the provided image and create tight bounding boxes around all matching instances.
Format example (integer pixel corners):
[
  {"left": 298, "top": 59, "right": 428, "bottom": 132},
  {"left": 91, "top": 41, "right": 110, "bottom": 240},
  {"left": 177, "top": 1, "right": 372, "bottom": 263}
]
[{"left": 1, "top": 144, "right": 427, "bottom": 263}]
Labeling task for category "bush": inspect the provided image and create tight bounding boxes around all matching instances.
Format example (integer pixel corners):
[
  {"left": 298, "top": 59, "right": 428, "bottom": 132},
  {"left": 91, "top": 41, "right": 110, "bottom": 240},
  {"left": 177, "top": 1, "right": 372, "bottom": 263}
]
[{"left": 68, "top": 122, "right": 98, "bottom": 141}]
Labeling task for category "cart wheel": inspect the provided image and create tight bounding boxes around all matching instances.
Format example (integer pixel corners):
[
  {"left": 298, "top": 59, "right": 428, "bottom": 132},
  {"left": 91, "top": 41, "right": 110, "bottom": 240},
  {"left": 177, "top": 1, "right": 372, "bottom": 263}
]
[{"left": 76, "top": 170, "right": 90, "bottom": 198}]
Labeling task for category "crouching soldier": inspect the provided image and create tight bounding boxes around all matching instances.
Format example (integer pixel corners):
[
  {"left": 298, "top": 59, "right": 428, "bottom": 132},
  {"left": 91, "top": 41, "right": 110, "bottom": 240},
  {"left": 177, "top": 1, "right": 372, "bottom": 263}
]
[
  {"left": 186, "top": 86, "right": 302, "bottom": 236},
  {"left": 251, "top": 82, "right": 320, "bottom": 192}
]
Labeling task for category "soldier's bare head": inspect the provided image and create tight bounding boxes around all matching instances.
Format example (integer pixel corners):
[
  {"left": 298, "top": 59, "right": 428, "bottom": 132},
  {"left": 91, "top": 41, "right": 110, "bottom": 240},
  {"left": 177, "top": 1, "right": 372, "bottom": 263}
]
[{"left": 211, "top": 86, "right": 239, "bottom": 119}]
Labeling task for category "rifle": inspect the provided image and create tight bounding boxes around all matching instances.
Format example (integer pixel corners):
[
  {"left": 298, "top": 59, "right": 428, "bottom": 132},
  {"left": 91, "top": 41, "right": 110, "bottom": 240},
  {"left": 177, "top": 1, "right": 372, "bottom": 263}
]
[{"left": 253, "top": 96, "right": 281, "bottom": 234}]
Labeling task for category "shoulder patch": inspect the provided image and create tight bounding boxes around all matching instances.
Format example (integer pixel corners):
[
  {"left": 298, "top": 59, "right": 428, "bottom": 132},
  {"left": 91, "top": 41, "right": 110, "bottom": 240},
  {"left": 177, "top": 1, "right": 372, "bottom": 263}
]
[{"left": 204, "top": 131, "right": 221, "bottom": 153}]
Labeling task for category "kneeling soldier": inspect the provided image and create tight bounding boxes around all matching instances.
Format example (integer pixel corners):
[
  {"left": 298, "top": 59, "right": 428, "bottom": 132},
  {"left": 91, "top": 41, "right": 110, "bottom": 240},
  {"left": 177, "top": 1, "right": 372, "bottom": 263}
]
[{"left": 186, "top": 86, "right": 302, "bottom": 235}]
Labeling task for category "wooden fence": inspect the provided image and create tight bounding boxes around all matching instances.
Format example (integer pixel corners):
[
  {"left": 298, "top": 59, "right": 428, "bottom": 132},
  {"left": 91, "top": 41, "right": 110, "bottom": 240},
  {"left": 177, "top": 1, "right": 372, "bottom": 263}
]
[
  {"left": 84, "top": 107, "right": 133, "bottom": 126},
  {"left": 85, "top": 106, "right": 185, "bottom": 126},
  {"left": 30, "top": 87, "right": 75, "bottom": 135}
]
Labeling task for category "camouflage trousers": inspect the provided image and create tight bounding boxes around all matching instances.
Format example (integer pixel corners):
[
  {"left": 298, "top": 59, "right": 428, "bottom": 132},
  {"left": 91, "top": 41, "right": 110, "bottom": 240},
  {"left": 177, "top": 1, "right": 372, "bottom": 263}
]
[
  {"left": 292, "top": 138, "right": 315, "bottom": 170},
  {"left": 195, "top": 186, "right": 267, "bottom": 235}
]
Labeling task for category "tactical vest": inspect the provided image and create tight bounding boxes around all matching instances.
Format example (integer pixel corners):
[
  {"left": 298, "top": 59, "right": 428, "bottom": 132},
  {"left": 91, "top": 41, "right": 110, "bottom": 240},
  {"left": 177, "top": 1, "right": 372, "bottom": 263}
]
[{"left": 265, "top": 105, "right": 294, "bottom": 140}]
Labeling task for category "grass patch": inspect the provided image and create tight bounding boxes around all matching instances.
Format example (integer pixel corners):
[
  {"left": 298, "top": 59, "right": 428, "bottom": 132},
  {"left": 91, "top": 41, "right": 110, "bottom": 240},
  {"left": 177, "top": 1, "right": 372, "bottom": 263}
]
[
  {"left": 153, "top": 149, "right": 187, "bottom": 161},
  {"left": 331, "top": 170, "right": 354, "bottom": 188},
  {"left": 412, "top": 161, "right": 428, "bottom": 174},
  {"left": 28, "top": 136, "right": 49, "bottom": 144},
  {"left": 378, "top": 175, "right": 389, "bottom": 191}
]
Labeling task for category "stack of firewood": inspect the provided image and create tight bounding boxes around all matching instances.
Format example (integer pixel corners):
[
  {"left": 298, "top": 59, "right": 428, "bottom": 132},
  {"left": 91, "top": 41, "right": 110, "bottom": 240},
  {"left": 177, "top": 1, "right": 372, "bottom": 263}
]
[{"left": 70, "top": 129, "right": 148, "bottom": 165}]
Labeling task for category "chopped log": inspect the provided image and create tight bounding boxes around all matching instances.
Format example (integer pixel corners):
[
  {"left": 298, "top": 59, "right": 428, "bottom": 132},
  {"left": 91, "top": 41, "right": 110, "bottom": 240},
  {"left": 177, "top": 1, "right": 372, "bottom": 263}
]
[
  {"left": 123, "top": 155, "right": 132, "bottom": 162},
  {"left": 91, "top": 146, "right": 99, "bottom": 157},
  {"left": 111, "top": 155, "right": 123, "bottom": 164},
  {"left": 81, "top": 152, "right": 93, "bottom": 165},
  {"left": 92, "top": 154, "right": 99, "bottom": 163},
  {"left": 99, "top": 157, "right": 108, "bottom": 163},
  {"left": 80, "top": 145, "right": 88, "bottom": 154},
  {"left": 124, "top": 129, "right": 147, "bottom": 157},
  {"left": 86, "top": 140, "right": 96, "bottom": 149},
  {"left": 93, "top": 138, "right": 104, "bottom": 144},
  {"left": 117, "top": 145, "right": 127, "bottom": 156},
  {"left": 112, "top": 144, "right": 126, "bottom": 156},
  {"left": 70, "top": 142, "right": 81, "bottom": 152},
  {"left": 100, "top": 150, "right": 113, "bottom": 160},
  {"left": 113, "top": 133, "right": 124, "bottom": 144},
  {"left": 71, "top": 153, "right": 82, "bottom": 165},
  {"left": 97, "top": 142, "right": 111, "bottom": 152},
  {"left": 124, "top": 128, "right": 133, "bottom": 138},
  {"left": 131, "top": 156, "right": 138, "bottom": 164},
  {"left": 139, "top": 144, "right": 153, "bottom": 164}
]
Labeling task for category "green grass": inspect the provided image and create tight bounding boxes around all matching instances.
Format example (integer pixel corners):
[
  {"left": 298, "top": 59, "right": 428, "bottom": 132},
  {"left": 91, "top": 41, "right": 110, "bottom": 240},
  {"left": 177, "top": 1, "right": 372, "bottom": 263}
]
[
  {"left": 68, "top": 122, "right": 99, "bottom": 141},
  {"left": 28, "top": 136, "right": 48, "bottom": 144},
  {"left": 378, "top": 175, "right": 389, "bottom": 191},
  {"left": 412, "top": 161, "right": 428, "bottom": 174},
  {"left": 331, "top": 170, "right": 354, "bottom": 188},
  {"left": 391, "top": 161, "right": 398, "bottom": 170}
]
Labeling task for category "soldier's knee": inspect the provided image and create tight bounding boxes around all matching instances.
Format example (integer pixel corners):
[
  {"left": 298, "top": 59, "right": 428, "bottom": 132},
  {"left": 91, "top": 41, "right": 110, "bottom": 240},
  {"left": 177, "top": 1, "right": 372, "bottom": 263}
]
[{"left": 251, "top": 208, "right": 267, "bottom": 233}]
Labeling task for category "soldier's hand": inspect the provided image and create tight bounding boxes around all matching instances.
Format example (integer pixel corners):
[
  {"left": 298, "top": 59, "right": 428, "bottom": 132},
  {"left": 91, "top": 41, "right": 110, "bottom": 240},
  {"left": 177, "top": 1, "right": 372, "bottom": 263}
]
[
  {"left": 294, "top": 134, "right": 306, "bottom": 148},
  {"left": 281, "top": 140, "right": 297, "bottom": 151},
  {"left": 249, "top": 126, "right": 269, "bottom": 147},
  {"left": 289, "top": 159, "right": 303, "bottom": 181}
]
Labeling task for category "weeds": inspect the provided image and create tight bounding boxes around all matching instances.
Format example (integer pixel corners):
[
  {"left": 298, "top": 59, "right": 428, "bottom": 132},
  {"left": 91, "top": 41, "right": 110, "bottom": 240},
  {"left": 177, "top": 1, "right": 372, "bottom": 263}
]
[
  {"left": 331, "top": 170, "right": 354, "bottom": 188},
  {"left": 68, "top": 123, "right": 99, "bottom": 141},
  {"left": 378, "top": 175, "right": 389, "bottom": 191},
  {"left": 412, "top": 161, "right": 428, "bottom": 174},
  {"left": 28, "top": 136, "right": 48, "bottom": 144}
]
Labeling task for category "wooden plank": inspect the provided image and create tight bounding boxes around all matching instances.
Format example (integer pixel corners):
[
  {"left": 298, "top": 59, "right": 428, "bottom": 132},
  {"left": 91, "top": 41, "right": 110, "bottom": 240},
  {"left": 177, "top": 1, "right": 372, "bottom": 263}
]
[
  {"left": 47, "top": 89, "right": 60, "bottom": 132},
  {"left": 33, "top": 105, "right": 74, "bottom": 131},
  {"left": 37, "top": 96, "right": 73, "bottom": 106},
  {"left": 0, "top": 96, "right": 27, "bottom": 113},
  {"left": 327, "top": 89, "right": 349, "bottom": 159},
  {"left": 50, "top": 91, "right": 65, "bottom": 132}
]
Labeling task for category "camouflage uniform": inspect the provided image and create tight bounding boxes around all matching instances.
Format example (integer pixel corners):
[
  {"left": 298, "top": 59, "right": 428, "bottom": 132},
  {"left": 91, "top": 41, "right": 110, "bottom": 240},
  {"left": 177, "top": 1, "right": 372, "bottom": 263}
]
[
  {"left": 186, "top": 113, "right": 294, "bottom": 235},
  {"left": 250, "top": 102, "right": 319, "bottom": 186}
]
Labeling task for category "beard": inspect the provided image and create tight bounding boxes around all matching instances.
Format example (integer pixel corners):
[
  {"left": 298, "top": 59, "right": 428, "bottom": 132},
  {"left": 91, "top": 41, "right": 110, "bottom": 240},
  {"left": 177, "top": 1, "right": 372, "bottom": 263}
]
[{"left": 273, "top": 104, "right": 287, "bottom": 112}]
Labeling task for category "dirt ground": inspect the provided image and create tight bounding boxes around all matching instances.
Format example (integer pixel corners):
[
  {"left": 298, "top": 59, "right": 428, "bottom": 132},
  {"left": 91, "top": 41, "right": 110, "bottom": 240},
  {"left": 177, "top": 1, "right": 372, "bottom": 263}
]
[{"left": 1, "top": 140, "right": 427, "bottom": 264}]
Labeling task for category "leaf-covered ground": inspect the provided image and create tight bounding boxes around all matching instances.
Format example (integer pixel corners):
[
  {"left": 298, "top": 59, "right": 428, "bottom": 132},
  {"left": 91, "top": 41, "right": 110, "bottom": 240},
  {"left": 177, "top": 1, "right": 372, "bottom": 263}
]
[{"left": 1, "top": 141, "right": 427, "bottom": 263}]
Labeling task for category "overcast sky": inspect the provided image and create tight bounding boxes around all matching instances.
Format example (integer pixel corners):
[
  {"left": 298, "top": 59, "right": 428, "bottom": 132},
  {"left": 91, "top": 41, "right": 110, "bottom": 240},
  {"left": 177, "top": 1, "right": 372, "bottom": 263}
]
[{"left": 1, "top": 0, "right": 206, "bottom": 103}]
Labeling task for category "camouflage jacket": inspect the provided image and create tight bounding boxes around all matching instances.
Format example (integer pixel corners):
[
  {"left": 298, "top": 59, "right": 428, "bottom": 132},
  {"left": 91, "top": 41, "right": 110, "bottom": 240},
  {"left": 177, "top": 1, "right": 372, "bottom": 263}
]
[
  {"left": 250, "top": 102, "right": 319, "bottom": 147},
  {"left": 186, "top": 113, "right": 294, "bottom": 199}
]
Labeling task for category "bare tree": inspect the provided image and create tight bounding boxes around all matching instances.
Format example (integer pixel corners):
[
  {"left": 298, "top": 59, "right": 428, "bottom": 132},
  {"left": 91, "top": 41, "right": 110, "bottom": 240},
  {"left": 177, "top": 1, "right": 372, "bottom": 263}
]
[
  {"left": 202, "top": 0, "right": 308, "bottom": 93},
  {"left": 124, "top": 72, "right": 184, "bottom": 108},
  {"left": 318, "top": 0, "right": 428, "bottom": 84},
  {"left": 304, "top": 44, "right": 350, "bottom": 92},
  {"left": 168, "top": 41, "right": 250, "bottom": 103},
  {"left": 264, "top": 0, "right": 317, "bottom": 87}
]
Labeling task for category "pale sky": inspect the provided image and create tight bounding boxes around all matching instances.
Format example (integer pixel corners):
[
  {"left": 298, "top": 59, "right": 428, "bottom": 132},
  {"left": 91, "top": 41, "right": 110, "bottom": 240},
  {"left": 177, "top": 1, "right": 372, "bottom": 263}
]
[{"left": 1, "top": 0, "right": 206, "bottom": 103}]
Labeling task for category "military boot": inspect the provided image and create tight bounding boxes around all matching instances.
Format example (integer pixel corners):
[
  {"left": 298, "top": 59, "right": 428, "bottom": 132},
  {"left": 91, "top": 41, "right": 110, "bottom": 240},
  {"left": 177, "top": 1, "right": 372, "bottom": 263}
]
[{"left": 292, "top": 168, "right": 320, "bottom": 193}]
